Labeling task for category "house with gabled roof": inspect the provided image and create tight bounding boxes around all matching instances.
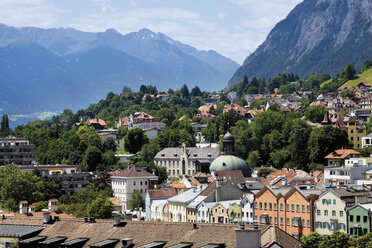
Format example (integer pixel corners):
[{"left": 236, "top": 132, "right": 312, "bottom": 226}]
[
  {"left": 254, "top": 185, "right": 323, "bottom": 238},
  {"left": 111, "top": 166, "right": 158, "bottom": 210},
  {"left": 145, "top": 188, "right": 177, "bottom": 221}
]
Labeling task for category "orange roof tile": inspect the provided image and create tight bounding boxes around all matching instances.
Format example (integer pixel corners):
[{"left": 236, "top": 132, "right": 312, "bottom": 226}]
[{"left": 325, "top": 149, "right": 361, "bottom": 159}]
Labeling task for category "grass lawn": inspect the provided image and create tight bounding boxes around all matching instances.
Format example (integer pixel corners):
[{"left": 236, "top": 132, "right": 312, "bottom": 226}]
[{"left": 340, "top": 68, "right": 372, "bottom": 88}]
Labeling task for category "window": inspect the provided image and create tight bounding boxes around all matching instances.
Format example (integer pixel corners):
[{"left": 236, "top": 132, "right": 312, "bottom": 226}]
[
  {"left": 215, "top": 208, "right": 217, "bottom": 213},
  {"left": 286, "top": 204, "right": 289, "bottom": 211},
  {"left": 222, "top": 209, "right": 224, "bottom": 213},
  {"left": 140, "top": 181, "right": 143, "bottom": 185},
  {"left": 317, "top": 210, "right": 321, "bottom": 216},
  {"left": 286, "top": 218, "right": 289, "bottom": 226},
  {"left": 324, "top": 210, "right": 328, "bottom": 216},
  {"left": 302, "top": 205, "right": 305, "bottom": 213},
  {"left": 292, "top": 218, "right": 295, "bottom": 226},
  {"left": 264, "top": 203, "right": 267, "bottom": 210},
  {"left": 307, "top": 205, "right": 310, "bottom": 213},
  {"left": 332, "top": 210, "right": 336, "bottom": 216},
  {"left": 307, "top": 220, "right": 310, "bottom": 228},
  {"left": 333, "top": 199, "right": 336, "bottom": 205},
  {"left": 350, "top": 215, "right": 354, "bottom": 222},
  {"left": 274, "top": 217, "right": 278, "bottom": 224},
  {"left": 296, "top": 204, "right": 300, "bottom": 212},
  {"left": 274, "top": 203, "right": 277, "bottom": 210},
  {"left": 302, "top": 219, "right": 305, "bottom": 227},
  {"left": 259, "top": 202, "right": 262, "bottom": 210},
  {"left": 364, "top": 216, "right": 368, "bottom": 223},
  {"left": 269, "top": 203, "right": 272, "bottom": 211},
  {"left": 254, "top": 202, "right": 257, "bottom": 209},
  {"left": 280, "top": 203, "right": 283, "bottom": 211},
  {"left": 269, "top": 217, "right": 272, "bottom": 224},
  {"left": 357, "top": 215, "right": 361, "bottom": 222},
  {"left": 145, "top": 181, "right": 147, "bottom": 185},
  {"left": 291, "top": 204, "right": 294, "bottom": 212},
  {"left": 280, "top": 217, "right": 284, "bottom": 225},
  {"left": 133, "top": 181, "right": 136, "bottom": 186},
  {"left": 340, "top": 211, "right": 344, "bottom": 217}
]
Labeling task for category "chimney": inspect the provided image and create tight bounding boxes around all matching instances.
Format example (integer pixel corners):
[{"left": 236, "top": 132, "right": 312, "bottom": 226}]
[
  {"left": 48, "top": 199, "right": 58, "bottom": 212},
  {"left": 121, "top": 238, "right": 133, "bottom": 248},
  {"left": 282, "top": 176, "right": 287, "bottom": 186},
  {"left": 235, "top": 222, "right": 261, "bottom": 248},
  {"left": 114, "top": 214, "right": 121, "bottom": 227},
  {"left": 43, "top": 212, "right": 51, "bottom": 224},
  {"left": 28, "top": 205, "right": 35, "bottom": 213},
  {"left": 19, "top": 201, "right": 29, "bottom": 214}
]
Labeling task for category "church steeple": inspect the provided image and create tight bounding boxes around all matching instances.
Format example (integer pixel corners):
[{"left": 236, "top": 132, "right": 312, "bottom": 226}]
[{"left": 222, "top": 131, "right": 235, "bottom": 155}]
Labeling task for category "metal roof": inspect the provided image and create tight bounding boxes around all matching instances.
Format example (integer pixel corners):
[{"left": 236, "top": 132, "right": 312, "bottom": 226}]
[
  {"left": 19, "top": 236, "right": 47, "bottom": 244},
  {"left": 138, "top": 241, "right": 167, "bottom": 248},
  {"left": 167, "top": 242, "right": 193, "bottom": 248},
  {"left": 199, "top": 244, "right": 225, "bottom": 248},
  {"left": 60, "top": 238, "right": 90, "bottom": 246},
  {"left": 39, "top": 236, "right": 68, "bottom": 244},
  {"left": 0, "top": 224, "right": 44, "bottom": 238},
  {"left": 89, "top": 239, "right": 119, "bottom": 247}
]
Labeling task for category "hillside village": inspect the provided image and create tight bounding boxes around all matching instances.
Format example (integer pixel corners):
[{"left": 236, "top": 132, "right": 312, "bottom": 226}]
[{"left": 0, "top": 64, "right": 372, "bottom": 247}]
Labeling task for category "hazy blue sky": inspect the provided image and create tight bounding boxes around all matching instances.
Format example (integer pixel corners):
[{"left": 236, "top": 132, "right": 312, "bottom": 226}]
[{"left": 0, "top": 0, "right": 302, "bottom": 63}]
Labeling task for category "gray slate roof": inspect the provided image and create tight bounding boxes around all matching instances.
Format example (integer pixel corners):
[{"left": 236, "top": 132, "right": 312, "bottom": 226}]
[
  {"left": 155, "top": 147, "right": 220, "bottom": 161},
  {"left": 0, "top": 224, "right": 44, "bottom": 237}
]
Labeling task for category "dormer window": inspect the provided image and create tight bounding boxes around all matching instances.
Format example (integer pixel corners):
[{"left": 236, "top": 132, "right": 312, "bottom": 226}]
[{"left": 174, "top": 154, "right": 178, "bottom": 157}]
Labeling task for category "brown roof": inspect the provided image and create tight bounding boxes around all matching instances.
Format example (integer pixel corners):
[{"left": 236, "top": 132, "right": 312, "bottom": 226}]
[
  {"left": 321, "top": 112, "right": 331, "bottom": 124},
  {"left": 325, "top": 149, "right": 361, "bottom": 159},
  {"left": 261, "top": 225, "right": 305, "bottom": 248},
  {"left": 263, "top": 168, "right": 309, "bottom": 187},
  {"left": 109, "top": 197, "right": 121, "bottom": 207},
  {"left": 170, "top": 181, "right": 187, "bottom": 189},
  {"left": 147, "top": 188, "right": 177, "bottom": 199},
  {"left": 0, "top": 217, "right": 238, "bottom": 248},
  {"left": 200, "top": 180, "right": 217, "bottom": 196},
  {"left": 111, "top": 166, "right": 158, "bottom": 178},
  {"left": 214, "top": 170, "right": 246, "bottom": 184}
]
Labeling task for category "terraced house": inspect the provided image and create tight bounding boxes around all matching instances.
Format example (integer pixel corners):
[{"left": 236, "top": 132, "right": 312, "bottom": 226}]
[{"left": 254, "top": 185, "right": 323, "bottom": 238}]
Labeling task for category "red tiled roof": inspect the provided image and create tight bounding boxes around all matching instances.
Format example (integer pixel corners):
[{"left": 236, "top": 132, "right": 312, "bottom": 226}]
[
  {"left": 325, "top": 149, "right": 361, "bottom": 159},
  {"left": 148, "top": 188, "right": 177, "bottom": 199}
]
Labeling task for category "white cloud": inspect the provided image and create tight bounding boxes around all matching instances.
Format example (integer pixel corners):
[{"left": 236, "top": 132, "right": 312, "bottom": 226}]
[
  {"left": 8, "top": 111, "right": 58, "bottom": 121},
  {"left": 0, "top": 0, "right": 57, "bottom": 27}
]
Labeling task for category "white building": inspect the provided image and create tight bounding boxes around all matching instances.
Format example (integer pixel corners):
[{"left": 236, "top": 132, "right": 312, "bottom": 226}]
[
  {"left": 111, "top": 166, "right": 158, "bottom": 211},
  {"left": 241, "top": 194, "right": 255, "bottom": 224},
  {"left": 154, "top": 143, "right": 220, "bottom": 177},
  {"left": 362, "top": 134, "right": 372, "bottom": 148},
  {"left": 324, "top": 164, "right": 372, "bottom": 186},
  {"left": 150, "top": 199, "right": 167, "bottom": 221},
  {"left": 168, "top": 188, "right": 202, "bottom": 222},
  {"left": 197, "top": 202, "right": 215, "bottom": 223}
]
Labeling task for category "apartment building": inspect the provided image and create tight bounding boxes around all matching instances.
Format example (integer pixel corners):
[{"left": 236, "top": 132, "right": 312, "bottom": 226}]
[{"left": 0, "top": 138, "right": 36, "bottom": 166}]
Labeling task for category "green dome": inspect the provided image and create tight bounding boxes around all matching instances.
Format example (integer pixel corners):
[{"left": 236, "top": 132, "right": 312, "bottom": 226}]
[{"left": 210, "top": 154, "right": 250, "bottom": 177}]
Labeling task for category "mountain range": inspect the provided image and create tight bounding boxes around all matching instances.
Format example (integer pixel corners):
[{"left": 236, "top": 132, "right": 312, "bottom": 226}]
[
  {"left": 229, "top": 0, "right": 372, "bottom": 87},
  {"left": 0, "top": 25, "right": 239, "bottom": 126}
]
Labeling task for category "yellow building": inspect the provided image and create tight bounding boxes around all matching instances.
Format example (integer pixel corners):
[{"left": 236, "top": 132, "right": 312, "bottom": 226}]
[
  {"left": 334, "top": 115, "right": 366, "bottom": 148},
  {"left": 210, "top": 202, "right": 229, "bottom": 224},
  {"left": 228, "top": 202, "right": 242, "bottom": 223}
]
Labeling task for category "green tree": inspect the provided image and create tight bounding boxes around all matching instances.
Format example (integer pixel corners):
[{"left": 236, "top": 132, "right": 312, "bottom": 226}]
[
  {"left": 180, "top": 84, "right": 190, "bottom": 99},
  {"left": 140, "top": 140, "right": 161, "bottom": 163},
  {"left": 304, "top": 106, "right": 327, "bottom": 123},
  {"left": 124, "top": 127, "right": 149, "bottom": 154},
  {"left": 87, "top": 194, "right": 113, "bottom": 219},
  {"left": 247, "top": 151, "right": 261, "bottom": 169},
  {"left": 301, "top": 232, "right": 324, "bottom": 248},
  {"left": 129, "top": 189, "right": 145, "bottom": 210},
  {"left": 257, "top": 167, "right": 275, "bottom": 177},
  {"left": 350, "top": 233, "right": 372, "bottom": 248},
  {"left": 202, "top": 119, "right": 220, "bottom": 143},
  {"left": 340, "top": 64, "right": 357, "bottom": 81},
  {"left": 102, "top": 137, "right": 117, "bottom": 152},
  {"left": 287, "top": 118, "right": 311, "bottom": 169},
  {"left": 101, "top": 151, "right": 118, "bottom": 168},
  {"left": 319, "top": 231, "right": 351, "bottom": 248},
  {"left": 155, "top": 166, "right": 168, "bottom": 184},
  {"left": 82, "top": 146, "right": 102, "bottom": 172},
  {"left": 308, "top": 126, "right": 350, "bottom": 164},
  {"left": 191, "top": 86, "right": 202, "bottom": 97},
  {"left": 361, "top": 60, "right": 372, "bottom": 73}
]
